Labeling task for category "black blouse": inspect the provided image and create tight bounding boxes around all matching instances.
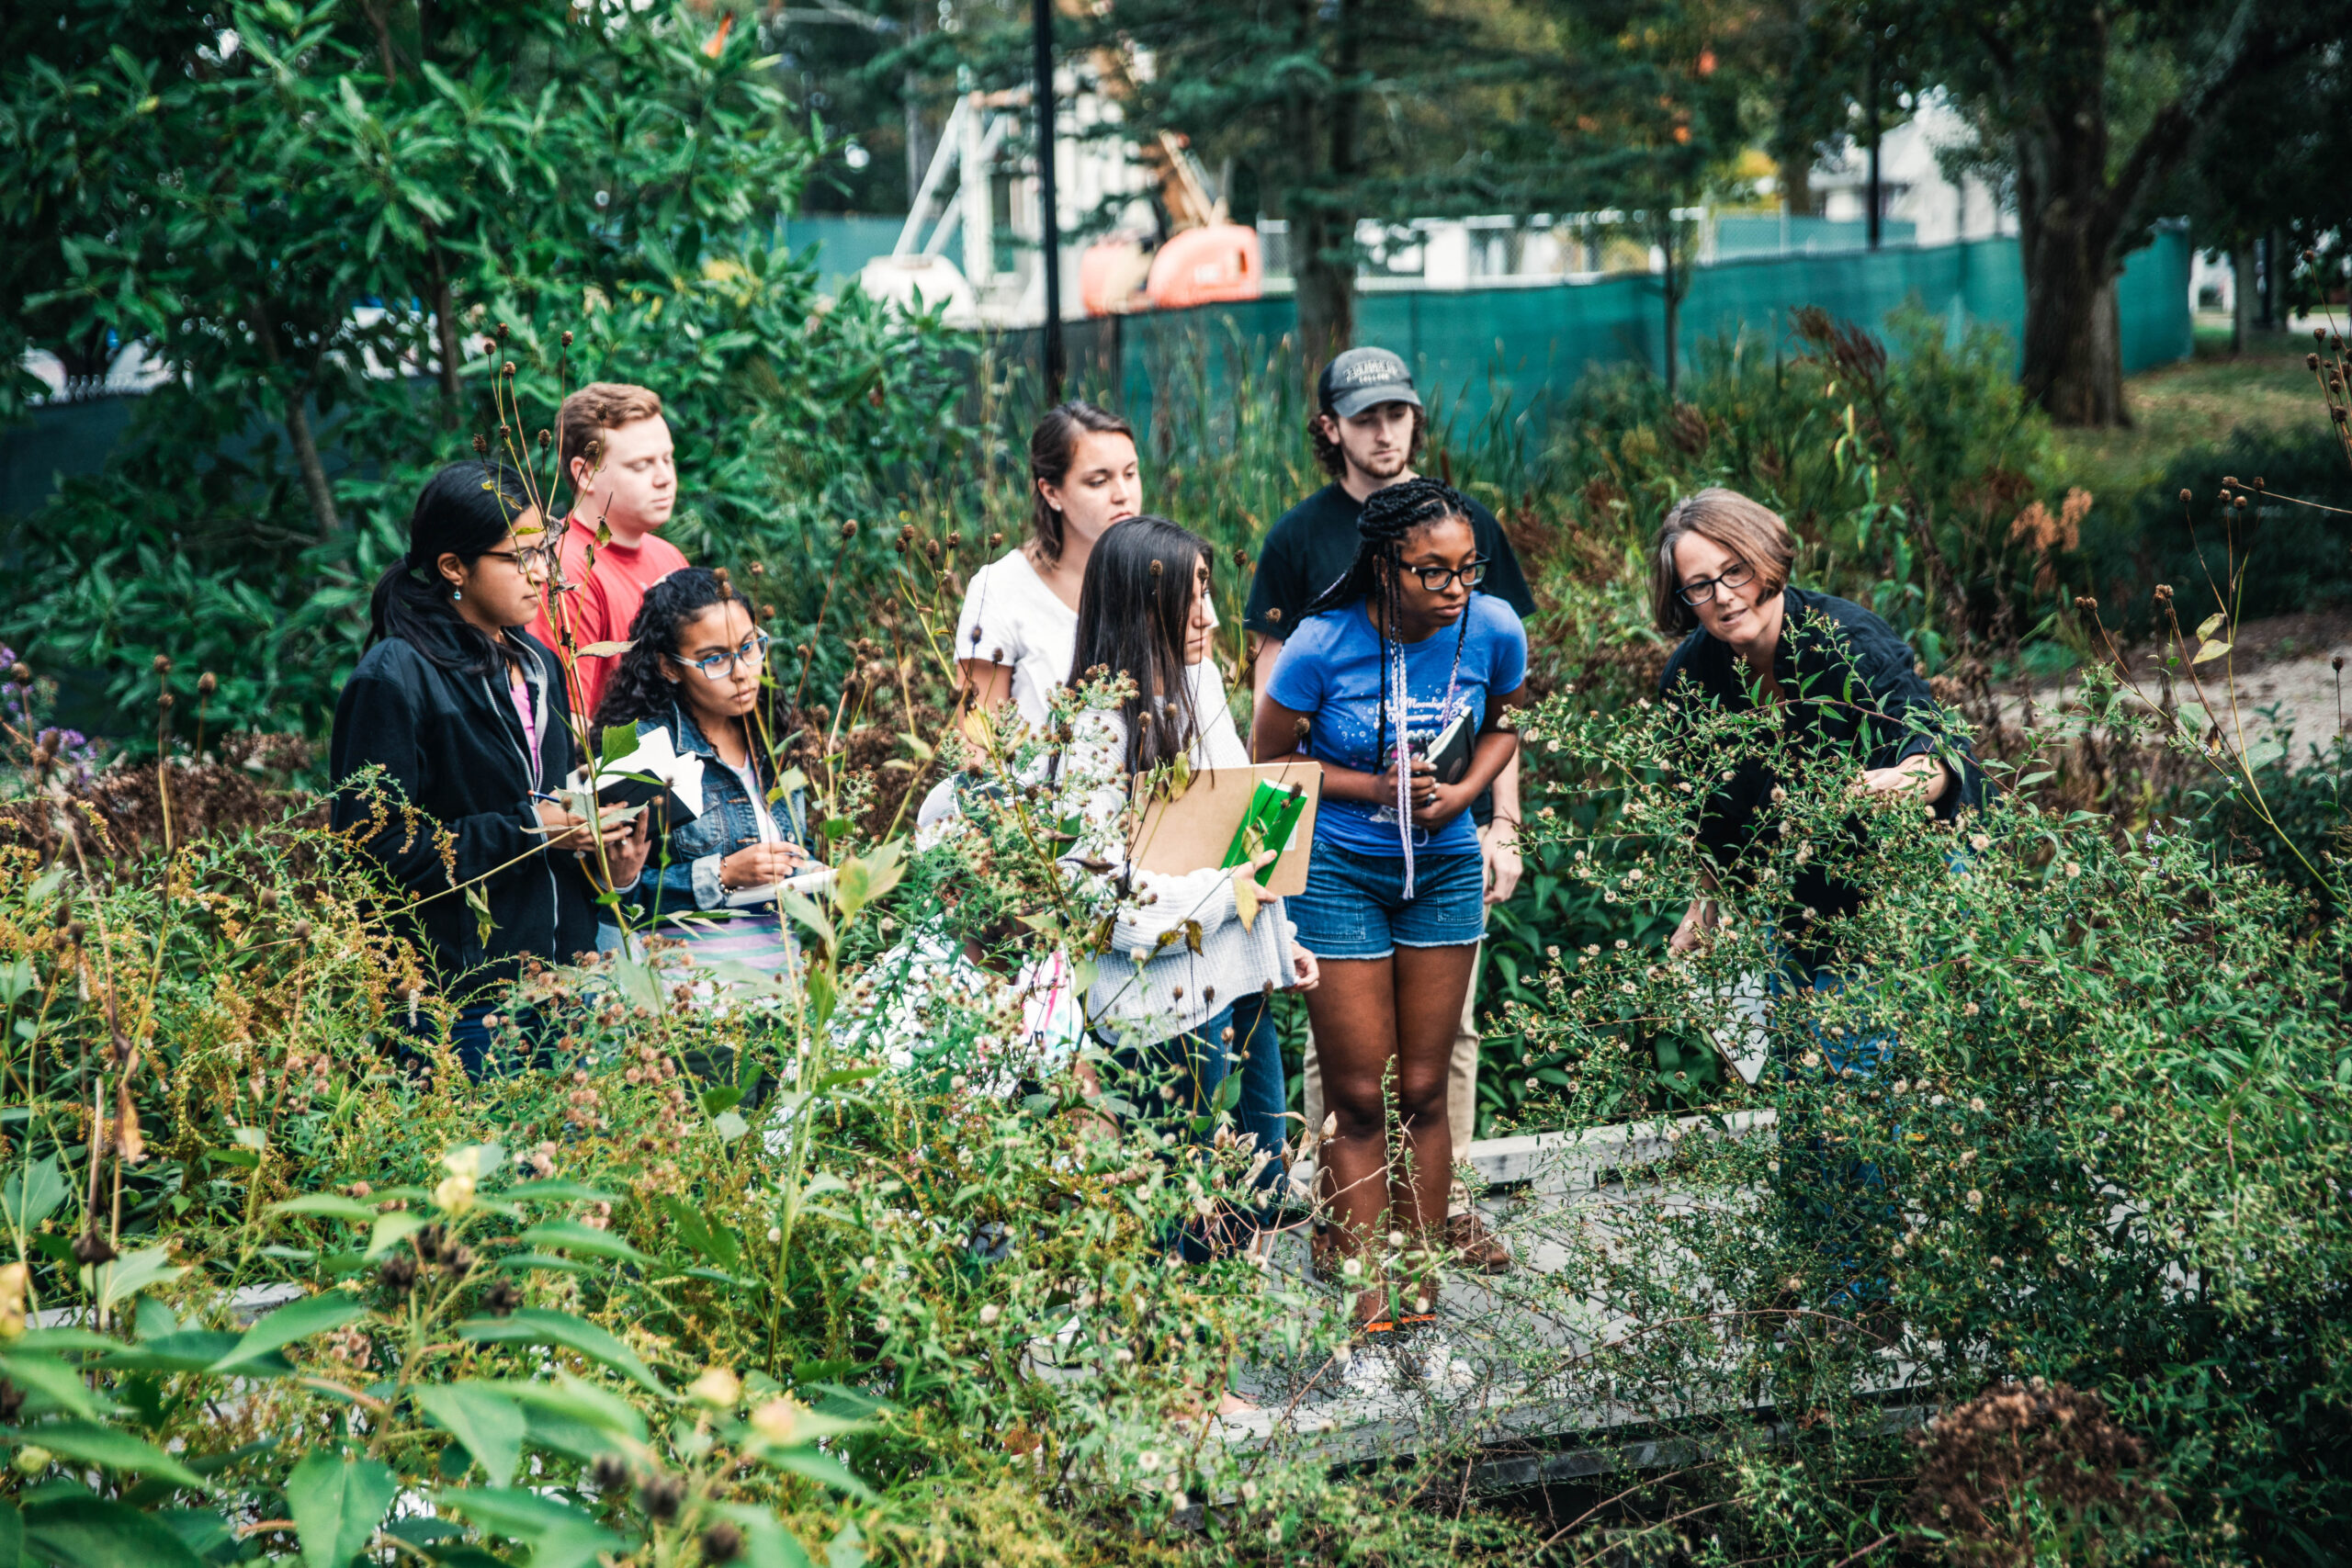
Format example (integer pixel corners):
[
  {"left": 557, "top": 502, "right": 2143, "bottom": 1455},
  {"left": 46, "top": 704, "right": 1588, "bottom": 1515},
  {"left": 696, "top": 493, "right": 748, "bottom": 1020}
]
[{"left": 1657, "top": 587, "right": 1983, "bottom": 945}]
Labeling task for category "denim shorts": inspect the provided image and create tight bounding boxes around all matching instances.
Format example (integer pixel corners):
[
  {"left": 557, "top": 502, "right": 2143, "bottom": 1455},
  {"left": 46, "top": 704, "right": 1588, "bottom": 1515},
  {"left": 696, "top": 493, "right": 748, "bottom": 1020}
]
[{"left": 1285, "top": 841, "right": 1485, "bottom": 960}]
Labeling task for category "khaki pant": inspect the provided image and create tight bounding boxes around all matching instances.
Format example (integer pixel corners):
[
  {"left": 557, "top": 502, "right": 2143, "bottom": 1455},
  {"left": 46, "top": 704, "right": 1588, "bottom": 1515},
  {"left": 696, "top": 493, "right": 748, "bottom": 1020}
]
[{"left": 1302, "top": 942, "right": 1483, "bottom": 1213}]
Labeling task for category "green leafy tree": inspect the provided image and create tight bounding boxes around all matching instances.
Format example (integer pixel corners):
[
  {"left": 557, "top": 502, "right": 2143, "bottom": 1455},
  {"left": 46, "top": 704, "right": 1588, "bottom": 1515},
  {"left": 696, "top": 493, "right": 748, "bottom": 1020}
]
[
  {"left": 0, "top": 0, "right": 971, "bottom": 740},
  {"left": 1894, "top": 0, "right": 2352, "bottom": 426}
]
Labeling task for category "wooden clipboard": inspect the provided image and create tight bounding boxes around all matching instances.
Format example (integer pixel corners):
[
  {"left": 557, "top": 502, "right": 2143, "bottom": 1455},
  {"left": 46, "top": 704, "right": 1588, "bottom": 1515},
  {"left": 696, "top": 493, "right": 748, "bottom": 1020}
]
[{"left": 1129, "top": 761, "right": 1323, "bottom": 898}]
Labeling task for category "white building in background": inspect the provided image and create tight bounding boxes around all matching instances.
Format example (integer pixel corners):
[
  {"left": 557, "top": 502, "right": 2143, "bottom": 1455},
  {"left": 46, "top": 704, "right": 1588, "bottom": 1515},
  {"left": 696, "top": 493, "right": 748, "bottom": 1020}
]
[{"left": 1807, "top": 96, "right": 2012, "bottom": 247}]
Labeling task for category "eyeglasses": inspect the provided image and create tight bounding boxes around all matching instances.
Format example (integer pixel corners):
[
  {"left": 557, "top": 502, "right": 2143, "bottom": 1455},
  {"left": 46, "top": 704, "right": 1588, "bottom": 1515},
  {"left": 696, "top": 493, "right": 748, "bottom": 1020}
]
[
  {"left": 1404, "top": 556, "right": 1489, "bottom": 592},
  {"left": 676, "top": 632, "right": 770, "bottom": 681},
  {"left": 481, "top": 543, "right": 562, "bottom": 575},
  {"left": 1676, "top": 559, "right": 1756, "bottom": 607}
]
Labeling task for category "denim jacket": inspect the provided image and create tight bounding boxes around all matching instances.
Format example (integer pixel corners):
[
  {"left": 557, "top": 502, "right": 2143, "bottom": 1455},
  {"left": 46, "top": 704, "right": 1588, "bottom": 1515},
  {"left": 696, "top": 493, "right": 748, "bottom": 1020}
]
[{"left": 623, "top": 703, "right": 811, "bottom": 924}]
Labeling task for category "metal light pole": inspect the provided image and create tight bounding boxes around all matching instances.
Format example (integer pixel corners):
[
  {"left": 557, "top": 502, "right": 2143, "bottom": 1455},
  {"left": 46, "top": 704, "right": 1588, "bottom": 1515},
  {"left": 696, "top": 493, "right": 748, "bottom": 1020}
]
[{"left": 1033, "top": 0, "right": 1065, "bottom": 400}]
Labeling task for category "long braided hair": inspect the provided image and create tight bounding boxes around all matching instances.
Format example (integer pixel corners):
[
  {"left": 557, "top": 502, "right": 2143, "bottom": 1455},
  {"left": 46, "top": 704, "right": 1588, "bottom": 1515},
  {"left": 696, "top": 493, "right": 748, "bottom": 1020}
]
[{"left": 1301, "top": 476, "right": 1478, "bottom": 894}]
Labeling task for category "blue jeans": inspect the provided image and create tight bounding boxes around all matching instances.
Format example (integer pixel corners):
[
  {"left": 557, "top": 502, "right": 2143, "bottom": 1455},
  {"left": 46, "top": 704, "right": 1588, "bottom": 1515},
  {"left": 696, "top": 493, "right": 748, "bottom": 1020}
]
[
  {"left": 1769, "top": 962, "right": 1898, "bottom": 1305},
  {"left": 1099, "top": 1002, "right": 1237, "bottom": 1141},
  {"left": 405, "top": 1002, "right": 560, "bottom": 1082},
  {"left": 1284, "top": 843, "right": 1486, "bottom": 959},
  {"left": 1228, "top": 991, "right": 1286, "bottom": 1218}
]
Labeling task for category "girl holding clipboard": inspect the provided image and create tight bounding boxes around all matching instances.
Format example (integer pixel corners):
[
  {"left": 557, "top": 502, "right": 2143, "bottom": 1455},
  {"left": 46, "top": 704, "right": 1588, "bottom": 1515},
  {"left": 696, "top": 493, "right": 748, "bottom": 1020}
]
[
  {"left": 1058, "top": 517, "right": 1320, "bottom": 1150},
  {"left": 1251, "top": 478, "right": 1526, "bottom": 1354}
]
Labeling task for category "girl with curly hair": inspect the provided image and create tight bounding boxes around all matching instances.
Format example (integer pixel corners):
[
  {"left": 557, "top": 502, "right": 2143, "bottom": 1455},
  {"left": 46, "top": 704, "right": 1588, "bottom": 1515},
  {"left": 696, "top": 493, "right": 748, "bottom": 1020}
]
[{"left": 593, "top": 568, "right": 811, "bottom": 977}]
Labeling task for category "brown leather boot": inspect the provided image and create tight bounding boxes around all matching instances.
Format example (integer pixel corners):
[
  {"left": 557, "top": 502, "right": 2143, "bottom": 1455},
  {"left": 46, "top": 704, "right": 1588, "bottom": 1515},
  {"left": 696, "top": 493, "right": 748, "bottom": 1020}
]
[{"left": 1444, "top": 1211, "right": 1511, "bottom": 1274}]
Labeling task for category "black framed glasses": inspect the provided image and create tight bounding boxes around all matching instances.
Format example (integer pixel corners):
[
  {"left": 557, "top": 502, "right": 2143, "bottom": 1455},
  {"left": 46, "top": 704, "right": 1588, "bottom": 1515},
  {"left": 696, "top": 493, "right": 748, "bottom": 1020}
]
[
  {"left": 1407, "top": 556, "right": 1489, "bottom": 592},
  {"left": 1676, "top": 559, "right": 1755, "bottom": 606},
  {"left": 481, "top": 542, "right": 562, "bottom": 575},
  {"left": 677, "top": 632, "right": 770, "bottom": 681}
]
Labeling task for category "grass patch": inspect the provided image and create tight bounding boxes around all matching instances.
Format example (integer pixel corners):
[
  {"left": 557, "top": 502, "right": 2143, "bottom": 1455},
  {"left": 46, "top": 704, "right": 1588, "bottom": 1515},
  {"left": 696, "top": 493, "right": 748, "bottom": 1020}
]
[{"left": 2053, "top": 319, "right": 2334, "bottom": 505}]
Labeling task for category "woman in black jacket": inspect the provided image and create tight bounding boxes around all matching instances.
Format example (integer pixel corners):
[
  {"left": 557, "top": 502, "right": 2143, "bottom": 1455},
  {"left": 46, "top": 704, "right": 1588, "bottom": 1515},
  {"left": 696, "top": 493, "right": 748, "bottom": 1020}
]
[
  {"left": 331, "top": 459, "right": 650, "bottom": 1074},
  {"left": 1654, "top": 487, "right": 1980, "bottom": 1314},
  {"left": 1655, "top": 487, "right": 1982, "bottom": 961}
]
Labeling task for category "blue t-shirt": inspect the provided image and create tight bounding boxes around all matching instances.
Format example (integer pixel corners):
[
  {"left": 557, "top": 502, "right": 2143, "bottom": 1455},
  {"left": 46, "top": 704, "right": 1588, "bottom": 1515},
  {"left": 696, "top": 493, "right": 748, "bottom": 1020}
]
[{"left": 1266, "top": 595, "right": 1527, "bottom": 858}]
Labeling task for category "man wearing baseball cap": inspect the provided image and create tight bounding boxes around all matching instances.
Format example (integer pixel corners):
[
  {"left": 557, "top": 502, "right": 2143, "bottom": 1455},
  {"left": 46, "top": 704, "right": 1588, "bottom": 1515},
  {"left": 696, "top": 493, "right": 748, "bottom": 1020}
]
[{"left": 1241, "top": 345, "right": 1536, "bottom": 1275}]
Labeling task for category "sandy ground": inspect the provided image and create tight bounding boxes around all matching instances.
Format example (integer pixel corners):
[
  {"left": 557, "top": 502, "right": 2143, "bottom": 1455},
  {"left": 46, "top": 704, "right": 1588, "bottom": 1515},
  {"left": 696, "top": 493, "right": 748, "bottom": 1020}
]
[{"left": 2004, "top": 611, "right": 2352, "bottom": 765}]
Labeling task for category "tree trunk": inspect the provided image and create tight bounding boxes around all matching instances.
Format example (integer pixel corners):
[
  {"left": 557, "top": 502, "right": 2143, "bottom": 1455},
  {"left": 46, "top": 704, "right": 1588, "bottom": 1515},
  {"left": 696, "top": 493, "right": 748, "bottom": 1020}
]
[
  {"left": 1661, "top": 233, "right": 1680, "bottom": 401},
  {"left": 1292, "top": 0, "right": 1362, "bottom": 382},
  {"left": 253, "top": 301, "right": 343, "bottom": 536},
  {"left": 429, "top": 242, "right": 463, "bottom": 423},
  {"left": 2232, "top": 247, "right": 2255, "bottom": 353},
  {"left": 285, "top": 396, "right": 342, "bottom": 540},
  {"left": 2019, "top": 234, "right": 2128, "bottom": 427},
  {"left": 1294, "top": 208, "right": 1356, "bottom": 374}
]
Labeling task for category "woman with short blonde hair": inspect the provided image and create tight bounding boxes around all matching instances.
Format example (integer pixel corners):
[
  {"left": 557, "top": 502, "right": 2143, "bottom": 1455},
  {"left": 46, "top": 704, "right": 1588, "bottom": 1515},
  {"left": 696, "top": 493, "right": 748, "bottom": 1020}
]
[
  {"left": 1649, "top": 488, "right": 1797, "bottom": 637},
  {"left": 1651, "top": 485, "right": 1980, "bottom": 956}
]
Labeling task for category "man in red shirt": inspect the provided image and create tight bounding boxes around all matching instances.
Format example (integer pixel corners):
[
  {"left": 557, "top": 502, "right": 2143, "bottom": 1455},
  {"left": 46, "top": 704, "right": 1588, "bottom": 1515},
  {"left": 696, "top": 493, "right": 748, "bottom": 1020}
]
[{"left": 528, "top": 382, "right": 690, "bottom": 727}]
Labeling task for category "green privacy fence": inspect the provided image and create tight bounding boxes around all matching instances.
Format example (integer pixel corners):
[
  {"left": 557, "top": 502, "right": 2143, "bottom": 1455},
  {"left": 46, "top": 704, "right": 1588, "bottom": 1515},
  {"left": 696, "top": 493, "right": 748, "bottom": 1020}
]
[
  {"left": 1051, "top": 225, "right": 2195, "bottom": 456},
  {"left": 4, "top": 228, "right": 2191, "bottom": 517}
]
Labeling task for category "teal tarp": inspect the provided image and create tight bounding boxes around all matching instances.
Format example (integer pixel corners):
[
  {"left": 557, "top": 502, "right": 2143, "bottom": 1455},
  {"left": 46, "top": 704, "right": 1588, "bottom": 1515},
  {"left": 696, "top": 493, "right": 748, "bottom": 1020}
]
[{"left": 1096, "top": 226, "right": 2196, "bottom": 451}]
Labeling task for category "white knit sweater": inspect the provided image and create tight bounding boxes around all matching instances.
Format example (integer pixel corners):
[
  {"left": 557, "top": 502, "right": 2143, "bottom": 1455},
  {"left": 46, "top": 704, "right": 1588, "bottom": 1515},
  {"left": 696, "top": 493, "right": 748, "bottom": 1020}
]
[{"left": 1057, "top": 684, "right": 1297, "bottom": 1045}]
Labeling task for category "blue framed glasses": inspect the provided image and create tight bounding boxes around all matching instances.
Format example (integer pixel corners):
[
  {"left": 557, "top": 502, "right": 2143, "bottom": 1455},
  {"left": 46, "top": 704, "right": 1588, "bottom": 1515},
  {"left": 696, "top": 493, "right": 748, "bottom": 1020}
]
[{"left": 678, "top": 632, "right": 770, "bottom": 680}]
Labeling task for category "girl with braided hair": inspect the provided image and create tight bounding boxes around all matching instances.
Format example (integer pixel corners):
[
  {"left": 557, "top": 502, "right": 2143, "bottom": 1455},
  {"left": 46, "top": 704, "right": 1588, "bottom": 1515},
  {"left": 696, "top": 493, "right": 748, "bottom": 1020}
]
[
  {"left": 1251, "top": 476, "right": 1527, "bottom": 1356},
  {"left": 594, "top": 568, "right": 812, "bottom": 979}
]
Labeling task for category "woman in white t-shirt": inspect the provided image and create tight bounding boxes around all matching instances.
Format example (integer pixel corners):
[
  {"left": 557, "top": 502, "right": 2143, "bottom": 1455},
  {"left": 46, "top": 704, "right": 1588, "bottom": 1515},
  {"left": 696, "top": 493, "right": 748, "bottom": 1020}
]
[{"left": 955, "top": 400, "right": 1142, "bottom": 737}]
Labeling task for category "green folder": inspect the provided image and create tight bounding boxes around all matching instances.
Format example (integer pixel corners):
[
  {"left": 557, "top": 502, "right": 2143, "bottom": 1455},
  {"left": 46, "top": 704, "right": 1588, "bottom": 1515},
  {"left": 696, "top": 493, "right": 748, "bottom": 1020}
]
[{"left": 1220, "top": 779, "right": 1310, "bottom": 886}]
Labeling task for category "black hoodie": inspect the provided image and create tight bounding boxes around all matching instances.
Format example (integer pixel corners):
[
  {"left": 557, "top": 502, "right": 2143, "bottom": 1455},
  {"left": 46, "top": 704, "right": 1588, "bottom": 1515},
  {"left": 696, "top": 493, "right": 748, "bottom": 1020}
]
[{"left": 330, "top": 622, "right": 601, "bottom": 997}]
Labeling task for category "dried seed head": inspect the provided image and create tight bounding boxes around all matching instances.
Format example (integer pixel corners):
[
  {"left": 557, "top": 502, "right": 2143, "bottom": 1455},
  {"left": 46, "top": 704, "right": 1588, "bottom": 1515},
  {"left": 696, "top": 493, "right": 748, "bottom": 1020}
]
[
  {"left": 472, "top": 433, "right": 490, "bottom": 455},
  {"left": 560, "top": 330, "right": 574, "bottom": 347},
  {"left": 7, "top": 664, "right": 28, "bottom": 686},
  {"left": 537, "top": 429, "right": 552, "bottom": 449},
  {"left": 588, "top": 1453, "right": 630, "bottom": 1491},
  {"left": 71, "top": 1230, "right": 118, "bottom": 1266},
  {"left": 1148, "top": 558, "right": 1164, "bottom": 577},
  {"left": 291, "top": 919, "right": 313, "bottom": 941},
  {"left": 2311, "top": 353, "right": 2323, "bottom": 371},
  {"left": 197, "top": 671, "right": 217, "bottom": 697},
  {"left": 700, "top": 1523, "right": 744, "bottom": 1562},
  {"left": 156, "top": 692, "right": 173, "bottom": 710},
  {"left": 842, "top": 519, "right": 860, "bottom": 539},
  {"left": 153, "top": 654, "right": 173, "bottom": 675}
]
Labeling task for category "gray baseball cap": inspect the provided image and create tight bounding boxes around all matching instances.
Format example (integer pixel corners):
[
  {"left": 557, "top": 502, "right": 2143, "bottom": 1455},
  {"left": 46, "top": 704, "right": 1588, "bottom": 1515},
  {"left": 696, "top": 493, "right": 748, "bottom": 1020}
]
[{"left": 1317, "top": 346, "right": 1421, "bottom": 420}]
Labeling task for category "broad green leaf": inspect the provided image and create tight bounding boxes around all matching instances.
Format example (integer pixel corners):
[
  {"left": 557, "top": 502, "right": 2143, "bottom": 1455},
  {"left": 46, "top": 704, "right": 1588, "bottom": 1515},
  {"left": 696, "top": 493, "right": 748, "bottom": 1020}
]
[
  {"left": 457, "top": 1309, "right": 666, "bottom": 1393},
  {"left": 0, "top": 1501, "right": 19, "bottom": 1568},
  {"left": 21, "top": 1495, "right": 203, "bottom": 1568},
  {"left": 9, "top": 1419, "right": 205, "bottom": 1489},
  {"left": 14, "top": 1327, "right": 116, "bottom": 1353},
  {"left": 86, "top": 1245, "right": 187, "bottom": 1313},
  {"left": 753, "top": 1444, "right": 875, "bottom": 1500},
  {"left": 505, "top": 1180, "right": 621, "bottom": 1205},
  {"left": 413, "top": 1384, "right": 527, "bottom": 1488},
  {"left": 212, "top": 1291, "right": 369, "bottom": 1371},
  {"left": 369, "top": 1211, "right": 428, "bottom": 1258},
  {"left": 709, "top": 1503, "right": 815, "bottom": 1568},
  {"left": 0, "top": 1350, "right": 105, "bottom": 1417},
  {"left": 2192, "top": 638, "right": 2231, "bottom": 665},
  {"left": 107, "top": 1330, "right": 289, "bottom": 1376},
  {"left": 2, "top": 1156, "right": 67, "bottom": 1234},
  {"left": 712, "top": 1111, "right": 751, "bottom": 1143},
  {"left": 268, "top": 1194, "right": 379, "bottom": 1224},
  {"left": 658, "top": 1195, "right": 741, "bottom": 1269},
  {"left": 433, "top": 1486, "right": 626, "bottom": 1568},
  {"left": 284, "top": 1451, "right": 398, "bottom": 1568},
  {"left": 496, "top": 1371, "right": 649, "bottom": 1443},
  {"left": 515, "top": 1220, "right": 650, "bottom": 1266},
  {"left": 2195, "top": 611, "right": 2227, "bottom": 639}
]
